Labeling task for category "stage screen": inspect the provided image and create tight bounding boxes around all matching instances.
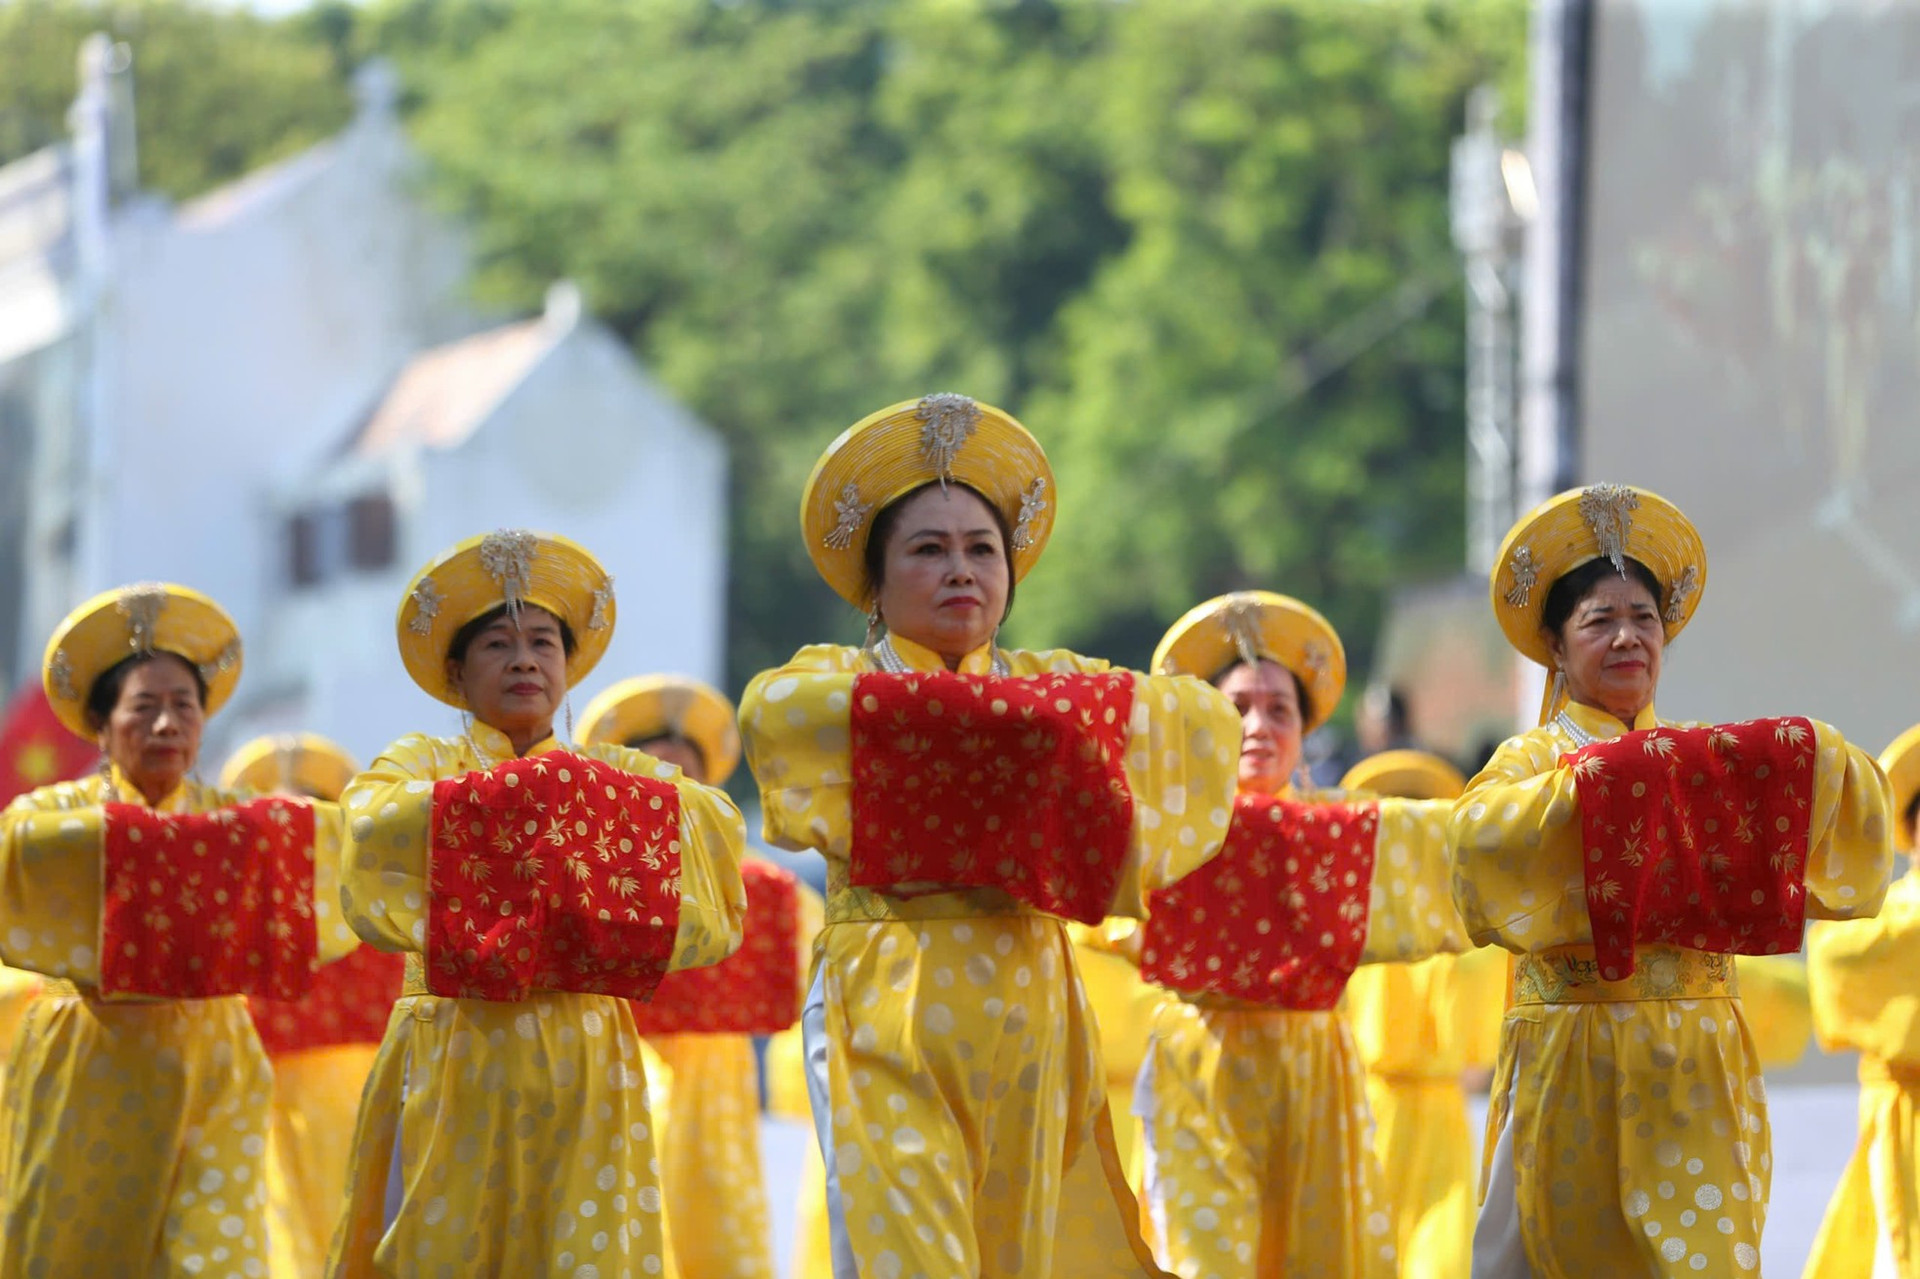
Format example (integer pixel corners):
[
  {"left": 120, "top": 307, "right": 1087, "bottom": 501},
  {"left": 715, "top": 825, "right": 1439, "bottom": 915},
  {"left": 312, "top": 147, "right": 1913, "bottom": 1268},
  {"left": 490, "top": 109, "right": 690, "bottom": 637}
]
[{"left": 1580, "top": 0, "right": 1920, "bottom": 748}]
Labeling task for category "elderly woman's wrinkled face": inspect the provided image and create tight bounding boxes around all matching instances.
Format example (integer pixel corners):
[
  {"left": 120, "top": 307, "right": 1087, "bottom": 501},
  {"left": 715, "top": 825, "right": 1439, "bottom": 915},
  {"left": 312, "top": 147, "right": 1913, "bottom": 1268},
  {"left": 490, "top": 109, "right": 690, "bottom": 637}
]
[
  {"left": 872, "top": 485, "right": 1009, "bottom": 667},
  {"left": 1545, "top": 574, "right": 1664, "bottom": 724},
  {"left": 1216, "top": 659, "right": 1304, "bottom": 796},
  {"left": 450, "top": 607, "right": 569, "bottom": 743},
  {"left": 99, "top": 653, "right": 204, "bottom": 803}
]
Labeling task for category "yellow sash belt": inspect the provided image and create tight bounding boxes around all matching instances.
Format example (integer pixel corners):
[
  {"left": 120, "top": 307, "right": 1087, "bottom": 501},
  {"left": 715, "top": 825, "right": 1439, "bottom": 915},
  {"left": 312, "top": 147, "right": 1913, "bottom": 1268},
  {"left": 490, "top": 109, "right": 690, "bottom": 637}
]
[{"left": 1513, "top": 944, "right": 1737, "bottom": 1005}]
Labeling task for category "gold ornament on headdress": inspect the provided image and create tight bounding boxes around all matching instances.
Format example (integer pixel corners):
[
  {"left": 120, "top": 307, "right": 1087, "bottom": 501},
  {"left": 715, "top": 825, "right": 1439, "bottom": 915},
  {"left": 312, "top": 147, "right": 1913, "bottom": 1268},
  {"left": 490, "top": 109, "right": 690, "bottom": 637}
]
[
  {"left": 478, "top": 530, "right": 539, "bottom": 619},
  {"left": 915, "top": 393, "right": 980, "bottom": 483},
  {"left": 1578, "top": 484, "right": 1641, "bottom": 576},
  {"left": 589, "top": 577, "right": 615, "bottom": 631},
  {"left": 1504, "top": 544, "right": 1539, "bottom": 608},
  {"left": 1219, "top": 593, "right": 1268, "bottom": 669},
  {"left": 1664, "top": 564, "right": 1699, "bottom": 625},
  {"left": 198, "top": 639, "right": 240, "bottom": 685},
  {"left": 115, "top": 583, "right": 169, "bottom": 654},
  {"left": 407, "top": 577, "right": 443, "bottom": 635},
  {"left": 48, "top": 648, "right": 76, "bottom": 702},
  {"left": 1012, "top": 477, "right": 1048, "bottom": 551},
  {"left": 823, "top": 481, "right": 872, "bottom": 551}
]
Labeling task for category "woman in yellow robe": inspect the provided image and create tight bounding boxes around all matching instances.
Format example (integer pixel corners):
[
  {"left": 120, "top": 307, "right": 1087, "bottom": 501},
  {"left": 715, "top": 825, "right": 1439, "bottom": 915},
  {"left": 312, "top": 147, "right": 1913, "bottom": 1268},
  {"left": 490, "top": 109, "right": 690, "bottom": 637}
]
[
  {"left": 1130, "top": 592, "right": 1465, "bottom": 1279},
  {"left": 739, "top": 394, "right": 1241, "bottom": 1278},
  {"left": 578, "top": 674, "right": 779, "bottom": 1279},
  {"left": 1341, "top": 749, "right": 1504, "bottom": 1279},
  {"left": 221, "top": 733, "right": 405, "bottom": 1279},
  {"left": 327, "top": 531, "right": 748, "bottom": 1278},
  {"left": 1802, "top": 723, "right": 1920, "bottom": 1278},
  {"left": 0, "top": 583, "right": 356, "bottom": 1276},
  {"left": 1453, "top": 484, "right": 1893, "bottom": 1278}
]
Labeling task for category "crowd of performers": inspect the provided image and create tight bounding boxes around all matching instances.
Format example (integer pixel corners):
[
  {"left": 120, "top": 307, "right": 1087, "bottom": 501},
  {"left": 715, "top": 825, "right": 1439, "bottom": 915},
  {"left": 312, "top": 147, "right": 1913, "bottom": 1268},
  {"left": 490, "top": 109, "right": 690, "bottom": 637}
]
[{"left": 0, "top": 392, "right": 1914, "bottom": 1278}]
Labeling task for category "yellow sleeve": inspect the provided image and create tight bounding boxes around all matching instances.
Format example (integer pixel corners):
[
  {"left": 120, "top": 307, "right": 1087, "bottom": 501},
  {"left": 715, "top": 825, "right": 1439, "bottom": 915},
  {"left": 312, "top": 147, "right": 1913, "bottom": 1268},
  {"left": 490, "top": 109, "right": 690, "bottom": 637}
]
[
  {"left": 1109, "top": 671, "right": 1242, "bottom": 918},
  {"left": 307, "top": 801, "right": 359, "bottom": 966},
  {"left": 738, "top": 645, "right": 861, "bottom": 858},
  {"left": 0, "top": 781, "right": 107, "bottom": 980},
  {"left": 1806, "top": 875, "right": 1920, "bottom": 1064},
  {"left": 1448, "top": 730, "right": 1588, "bottom": 953},
  {"left": 1734, "top": 954, "right": 1812, "bottom": 1069},
  {"left": 1803, "top": 721, "right": 1896, "bottom": 921},
  {"left": 1362, "top": 796, "right": 1468, "bottom": 964},
  {"left": 338, "top": 734, "right": 443, "bottom": 955}
]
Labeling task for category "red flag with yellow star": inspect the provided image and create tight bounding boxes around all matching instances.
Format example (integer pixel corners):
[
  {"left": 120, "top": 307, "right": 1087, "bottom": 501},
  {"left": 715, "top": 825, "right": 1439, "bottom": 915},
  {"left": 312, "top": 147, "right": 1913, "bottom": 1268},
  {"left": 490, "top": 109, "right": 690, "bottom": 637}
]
[{"left": 0, "top": 682, "right": 97, "bottom": 807}]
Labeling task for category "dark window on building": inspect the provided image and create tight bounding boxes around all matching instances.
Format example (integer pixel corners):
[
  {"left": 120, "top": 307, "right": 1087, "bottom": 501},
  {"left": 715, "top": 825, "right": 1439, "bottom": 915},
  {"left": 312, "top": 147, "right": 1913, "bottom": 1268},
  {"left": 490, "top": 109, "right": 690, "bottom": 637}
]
[
  {"left": 287, "top": 511, "right": 323, "bottom": 587},
  {"left": 347, "top": 492, "right": 396, "bottom": 569}
]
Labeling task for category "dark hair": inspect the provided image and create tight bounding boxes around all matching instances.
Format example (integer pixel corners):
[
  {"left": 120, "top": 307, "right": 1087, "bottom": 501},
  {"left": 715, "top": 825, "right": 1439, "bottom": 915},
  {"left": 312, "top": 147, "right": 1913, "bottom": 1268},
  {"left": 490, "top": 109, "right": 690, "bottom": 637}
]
[
  {"left": 446, "top": 603, "right": 579, "bottom": 666},
  {"left": 863, "top": 480, "right": 1017, "bottom": 623},
  {"left": 1539, "top": 556, "right": 1665, "bottom": 639},
  {"left": 1210, "top": 659, "right": 1314, "bottom": 729},
  {"left": 627, "top": 731, "right": 708, "bottom": 775},
  {"left": 85, "top": 651, "right": 208, "bottom": 731}
]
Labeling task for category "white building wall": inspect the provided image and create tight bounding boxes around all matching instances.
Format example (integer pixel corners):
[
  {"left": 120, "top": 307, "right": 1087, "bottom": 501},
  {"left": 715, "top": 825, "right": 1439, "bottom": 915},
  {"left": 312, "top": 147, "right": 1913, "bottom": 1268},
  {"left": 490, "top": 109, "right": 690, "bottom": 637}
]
[
  {"left": 91, "top": 100, "right": 475, "bottom": 667},
  {"left": 217, "top": 322, "right": 729, "bottom": 769}
]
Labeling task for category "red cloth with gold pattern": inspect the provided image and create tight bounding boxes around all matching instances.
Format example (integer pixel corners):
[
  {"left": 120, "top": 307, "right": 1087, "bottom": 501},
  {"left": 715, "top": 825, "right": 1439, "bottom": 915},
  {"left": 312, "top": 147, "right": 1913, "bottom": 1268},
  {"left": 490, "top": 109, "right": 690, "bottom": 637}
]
[
  {"left": 629, "top": 860, "right": 802, "bottom": 1036},
  {"left": 249, "top": 946, "right": 407, "bottom": 1056},
  {"left": 426, "top": 751, "right": 684, "bottom": 1002},
  {"left": 1564, "top": 718, "right": 1815, "bottom": 981},
  {"left": 1141, "top": 794, "right": 1378, "bottom": 1010},
  {"left": 849, "top": 670, "right": 1135, "bottom": 925},
  {"left": 101, "top": 798, "right": 319, "bottom": 1000}
]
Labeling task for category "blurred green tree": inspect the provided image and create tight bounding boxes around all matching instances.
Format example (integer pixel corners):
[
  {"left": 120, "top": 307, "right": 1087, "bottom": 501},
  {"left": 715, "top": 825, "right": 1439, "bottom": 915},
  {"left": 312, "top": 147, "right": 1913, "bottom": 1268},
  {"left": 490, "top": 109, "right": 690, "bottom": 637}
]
[
  {"left": 0, "top": 0, "right": 352, "bottom": 201},
  {"left": 365, "top": 0, "right": 1525, "bottom": 690}
]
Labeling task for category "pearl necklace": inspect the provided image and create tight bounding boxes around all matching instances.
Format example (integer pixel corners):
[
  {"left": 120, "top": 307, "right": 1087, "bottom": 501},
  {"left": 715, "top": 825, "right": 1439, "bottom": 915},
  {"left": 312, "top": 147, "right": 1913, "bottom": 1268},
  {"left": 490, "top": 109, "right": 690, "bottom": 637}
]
[
  {"left": 1553, "top": 710, "right": 1599, "bottom": 749},
  {"left": 866, "top": 635, "right": 1011, "bottom": 677}
]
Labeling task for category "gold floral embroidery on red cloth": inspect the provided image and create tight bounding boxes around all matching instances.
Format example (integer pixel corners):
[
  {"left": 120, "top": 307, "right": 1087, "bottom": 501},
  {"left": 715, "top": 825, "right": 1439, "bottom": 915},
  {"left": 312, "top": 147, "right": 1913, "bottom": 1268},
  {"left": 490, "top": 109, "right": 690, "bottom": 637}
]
[
  {"left": 630, "top": 860, "right": 801, "bottom": 1035},
  {"left": 249, "top": 946, "right": 406, "bottom": 1055},
  {"left": 1564, "top": 717, "right": 1815, "bottom": 981},
  {"left": 427, "top": 752, "right": 683, "bottom": 1001},
  {"left": 101, "top": 798, "right": 319, "bottom": 1000},
  {"left": 848, "top": 670, "right": 1135, "bottom": 925},
  {"left": 1141, "top": 794, "right": 1378, "bottom": 1010}
]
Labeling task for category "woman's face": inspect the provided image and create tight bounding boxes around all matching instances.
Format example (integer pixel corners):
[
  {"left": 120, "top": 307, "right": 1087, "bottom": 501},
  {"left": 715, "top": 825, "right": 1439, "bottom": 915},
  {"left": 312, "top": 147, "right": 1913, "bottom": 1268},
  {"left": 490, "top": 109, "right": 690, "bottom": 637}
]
[
  {"left": 634, "top": 735, "right": 707, "bottom": 784},
  {"left": 100, "top": 653, "right": 204, "bottom": 801},
  {"left": 1216, "top": 659, "right": 1304, "bottom": 795},
  {"left": 872, "top": 485, "right": 1009, "bottom": 665},
  {"left": 1544, "top": 573, "right": 1664, "bottom": 724},
  {"left": 450, "top": 607, "right": 569, "bottom": 743}
]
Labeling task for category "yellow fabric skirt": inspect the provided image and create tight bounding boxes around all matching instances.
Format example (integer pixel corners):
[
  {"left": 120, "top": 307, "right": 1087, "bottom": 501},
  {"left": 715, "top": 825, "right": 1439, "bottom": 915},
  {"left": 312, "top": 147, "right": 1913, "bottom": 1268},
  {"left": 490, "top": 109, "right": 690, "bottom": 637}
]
[
  {"left": 1139, "top": 999, "right": 1394, "bottom": 1279},
  {"left": 1072, "top": 940, "right": 1166, "bottom": 1187},
  {"left": 1488, "top": 947, "right": 1767, "bottom": 1276},
  {"left": 1364, "top": 1073, "right": 1474, "bottom": 1279},
  {"left": 327, "top": 990, "right": 666, "bottom": 1278},
  {"left": 264, "top": 1044, "right": 380, "bottom": 1279},
  {"left": 763, "top": 1023, "right": 832, "bottom": 1279},
  {"left": 1803, "top": 1059, "right": 1920, "bottom": 1278},
  {"left": 1, "top": 989, "right": 273, "bottom": 1278},
  {"left": 643, "top": 1033, "right": 775, "bottom": 1279},
  {"left": 0, "top": 964, "right": 42, "bottom": 1202},
  {"left": 820, "top": 913, "right": 1160, "bottom": 1276}
]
